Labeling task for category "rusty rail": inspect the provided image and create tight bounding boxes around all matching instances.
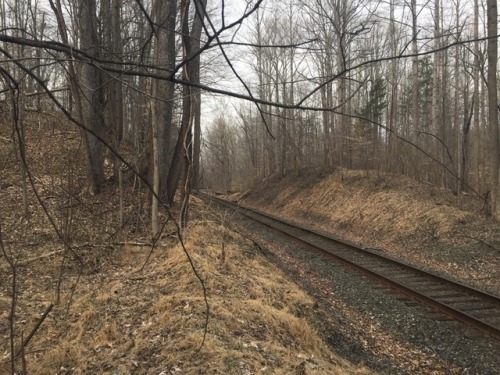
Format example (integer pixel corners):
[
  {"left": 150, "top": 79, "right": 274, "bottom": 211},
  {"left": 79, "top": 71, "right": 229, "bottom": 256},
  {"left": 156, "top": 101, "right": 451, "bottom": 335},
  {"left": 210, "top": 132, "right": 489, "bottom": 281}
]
[{"left": 201, "top": 192, "right": 500, "bottom": 341}]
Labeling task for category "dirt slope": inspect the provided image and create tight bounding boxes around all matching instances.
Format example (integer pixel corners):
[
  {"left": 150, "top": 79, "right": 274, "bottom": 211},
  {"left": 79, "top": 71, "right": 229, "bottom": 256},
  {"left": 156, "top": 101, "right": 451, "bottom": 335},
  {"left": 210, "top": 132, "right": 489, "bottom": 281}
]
[
  {"left": 1, "top": 112, "right": 373, "bottom": 374},
  {"left": 243, "top": 169, "right": 500, "bottom": 295},
  {"left": 0, "top": 203, "right": 376, "bottom": 374}
]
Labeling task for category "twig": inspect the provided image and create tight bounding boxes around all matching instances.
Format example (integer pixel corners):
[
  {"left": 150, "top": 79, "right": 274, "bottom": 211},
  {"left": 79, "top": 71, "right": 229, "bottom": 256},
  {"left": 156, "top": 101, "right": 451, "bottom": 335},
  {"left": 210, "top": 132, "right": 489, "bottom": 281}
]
[
  {"left": 16, "top": 241, "right": 158, "bottom": 266},
  {"left": 20, "top": 333, "right": 27, "bottom": 374},
  {"left": 140, "top": 216, "right": 171, "bottom": 270},
  {"left": 17, "top": 250, "right": 65, "bottom": 266},
  {"left": 15, "top": 304, "right": 54, "bottom": 359}
]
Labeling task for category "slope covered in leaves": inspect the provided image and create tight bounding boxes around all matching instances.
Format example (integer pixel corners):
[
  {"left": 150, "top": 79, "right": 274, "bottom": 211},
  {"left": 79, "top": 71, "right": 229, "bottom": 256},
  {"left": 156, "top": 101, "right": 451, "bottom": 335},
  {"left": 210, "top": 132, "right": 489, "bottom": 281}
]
[
  {"left": 0, "top": 206, "right": 376, "bottom": 374},
  {"left": 0, "top": 110, "right": 373, "bottom": 374}
]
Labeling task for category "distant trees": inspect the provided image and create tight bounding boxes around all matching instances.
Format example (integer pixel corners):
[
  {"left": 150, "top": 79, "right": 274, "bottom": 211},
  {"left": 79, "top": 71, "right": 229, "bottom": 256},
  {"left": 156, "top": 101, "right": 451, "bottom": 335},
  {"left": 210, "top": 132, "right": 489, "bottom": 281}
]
[
  {"left": 203, "top": 115, "right": 236, "bottom": 193},
  {"left": 199, "top": 0, "right": 500, "bottom": 220},
  {"left": 357, "top": 77, "right": 387, "bottom": 170}
]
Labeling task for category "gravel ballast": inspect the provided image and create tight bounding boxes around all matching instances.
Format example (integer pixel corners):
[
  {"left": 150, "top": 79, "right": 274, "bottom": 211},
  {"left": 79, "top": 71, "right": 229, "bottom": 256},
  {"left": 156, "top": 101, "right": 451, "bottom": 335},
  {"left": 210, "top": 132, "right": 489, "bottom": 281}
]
[{"left": 230, "top": 209, "right": 500, "bottom": 375}]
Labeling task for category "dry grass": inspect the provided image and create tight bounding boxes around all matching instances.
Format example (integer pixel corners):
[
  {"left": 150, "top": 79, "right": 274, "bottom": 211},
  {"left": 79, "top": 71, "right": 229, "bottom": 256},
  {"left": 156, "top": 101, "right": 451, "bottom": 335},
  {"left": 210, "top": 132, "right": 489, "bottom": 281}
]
[
  {"left": 0, "top": 112, "right": 369, "bottom": 374},
  {"left": 246, "top": 169, "right": 484, "bottom": 242},
  {"left": 243, "top": 168, "right": 500, "bottom": 294},
  {"left": 1, "top": 207, "right": 374, "bottom": 375}
]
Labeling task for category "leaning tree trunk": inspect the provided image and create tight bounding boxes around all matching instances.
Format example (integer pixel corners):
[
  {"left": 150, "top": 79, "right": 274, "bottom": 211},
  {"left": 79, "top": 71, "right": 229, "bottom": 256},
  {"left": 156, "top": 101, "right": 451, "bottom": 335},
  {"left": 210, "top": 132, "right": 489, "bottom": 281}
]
[
  {"left": 166, "top": 0, "right": 192, "bottom": 206},
  {"left": 168, "top": 0, "right": 207, "bottom": 206}
]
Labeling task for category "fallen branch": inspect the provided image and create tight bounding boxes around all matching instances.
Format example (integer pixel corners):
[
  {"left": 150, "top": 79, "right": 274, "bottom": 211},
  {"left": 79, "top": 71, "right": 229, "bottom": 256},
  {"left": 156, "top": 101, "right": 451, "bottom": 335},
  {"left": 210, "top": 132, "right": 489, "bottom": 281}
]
[
  {"left": 17, "top": 250, "right": 65, "bottom": 266},
  {"left": 112, "top": 241, "right": 152, "bottom": 247},
  {"left": 16, "top": 242, "right": 159, "bottom": 265},
  {"left": 476, "top": 239, "right": 500, "bottom": 253},
  {"left": 237, "top": 189, "right": 253, "bottom": 203},
  {"left": 15, "top": 304, "right": 53, "bottom": 359}
]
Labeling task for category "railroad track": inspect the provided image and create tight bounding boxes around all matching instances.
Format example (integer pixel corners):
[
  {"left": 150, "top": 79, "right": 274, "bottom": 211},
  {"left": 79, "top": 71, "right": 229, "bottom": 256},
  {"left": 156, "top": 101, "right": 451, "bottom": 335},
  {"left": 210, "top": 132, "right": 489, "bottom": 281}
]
[{"left": 200, "top": 192, "right": 500, "bottom": 340}]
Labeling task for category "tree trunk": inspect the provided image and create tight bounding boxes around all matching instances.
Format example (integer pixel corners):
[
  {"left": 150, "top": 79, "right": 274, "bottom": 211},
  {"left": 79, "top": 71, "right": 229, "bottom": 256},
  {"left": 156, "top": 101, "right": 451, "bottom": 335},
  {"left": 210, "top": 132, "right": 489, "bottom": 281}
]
[
  {"left": 431, "top": 0, "right": 441, "bottom": 185},
  {"left": 151, "top": 0, "right": 177, "bottom": 203},
  {"left": 388, "top": 0, "right": 398, "bottom": 173},
  {"left": 473, "top": 0, "right": 480, "bottom": 194},
  {"left": 111, "top": 0, "right": 124, "bottom": 178},
  {"left": 461, "top": 99, "right": 473, "bottom": 193},
  {"left": 487, "top": 0, "right": 499, "bottom": 219},
  {"left": 410, "top": 0, "right": 418, "bottom": 179},
  {"left": 191, "top": 0, "right": 208, "bottom": 192},
  {"left": 80, "top": 0, "right": 105, "bottom": 194},
  {"left": 321, "top": 84, "right": 331, "bottom": 167}
]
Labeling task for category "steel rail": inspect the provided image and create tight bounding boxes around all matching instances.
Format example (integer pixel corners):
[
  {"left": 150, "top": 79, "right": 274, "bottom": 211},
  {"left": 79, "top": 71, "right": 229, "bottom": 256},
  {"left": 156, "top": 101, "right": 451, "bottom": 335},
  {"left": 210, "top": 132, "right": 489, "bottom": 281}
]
[{"left": 200, "top": 192, "right": 500, "bottom": 340}]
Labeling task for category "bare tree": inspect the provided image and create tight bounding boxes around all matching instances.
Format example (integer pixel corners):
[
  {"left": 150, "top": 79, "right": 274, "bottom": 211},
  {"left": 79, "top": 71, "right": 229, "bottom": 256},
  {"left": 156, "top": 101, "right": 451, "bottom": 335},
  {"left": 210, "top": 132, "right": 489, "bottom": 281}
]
[
  {"left": 79, "top": 0, "right": 105, "bottom": 194},
  {"left": 487, "top": 0, "right": 499, "bottom": 219}
]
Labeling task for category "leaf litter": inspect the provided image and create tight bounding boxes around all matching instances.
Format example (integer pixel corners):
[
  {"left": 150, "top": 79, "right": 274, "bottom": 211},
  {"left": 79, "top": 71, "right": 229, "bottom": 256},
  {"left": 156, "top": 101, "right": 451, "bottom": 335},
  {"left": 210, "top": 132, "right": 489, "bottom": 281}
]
[{"left": 1, "top": 111, "right": 373, "bottom": 374}]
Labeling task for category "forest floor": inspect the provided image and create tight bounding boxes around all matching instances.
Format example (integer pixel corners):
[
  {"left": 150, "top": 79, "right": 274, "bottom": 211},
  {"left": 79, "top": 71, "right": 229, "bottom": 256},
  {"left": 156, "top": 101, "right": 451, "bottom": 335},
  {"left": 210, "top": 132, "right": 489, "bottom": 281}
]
[
  {"left": 0, "top": 111, "right": 373, "bottom": 374},
  {"left": 1, "top": 199, "right": 374, "bottom": 375}
]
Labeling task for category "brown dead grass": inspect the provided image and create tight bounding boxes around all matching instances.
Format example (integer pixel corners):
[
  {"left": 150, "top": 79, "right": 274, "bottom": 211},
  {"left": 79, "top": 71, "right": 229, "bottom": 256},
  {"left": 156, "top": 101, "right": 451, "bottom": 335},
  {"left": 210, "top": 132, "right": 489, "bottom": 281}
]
[
  {"left": 1, "top": 203, "right": 374, "bottom": 375},
  {"left": 243, "top": 169, "right": 500, "bottom": 293},
  {"left": 248, "top": 170, "right": 476, "bottom": 239}
]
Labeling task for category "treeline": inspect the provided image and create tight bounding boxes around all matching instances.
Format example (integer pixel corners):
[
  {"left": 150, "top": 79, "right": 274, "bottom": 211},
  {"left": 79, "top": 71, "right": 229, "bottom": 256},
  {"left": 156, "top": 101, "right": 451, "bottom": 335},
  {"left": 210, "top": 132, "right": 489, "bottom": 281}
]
[
  {"left": 0, "top": 0, "right": 499, "bottom": 224},
  {"left": 202, "top": 0, "right": 500, "bottom": 219}
]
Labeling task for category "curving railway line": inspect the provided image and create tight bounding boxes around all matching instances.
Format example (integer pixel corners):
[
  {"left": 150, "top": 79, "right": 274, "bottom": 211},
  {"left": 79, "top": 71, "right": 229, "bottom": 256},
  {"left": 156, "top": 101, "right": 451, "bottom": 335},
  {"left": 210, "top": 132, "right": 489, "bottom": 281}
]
[{"left": 200, "top": 192, "right": 500, "bottom": 341}]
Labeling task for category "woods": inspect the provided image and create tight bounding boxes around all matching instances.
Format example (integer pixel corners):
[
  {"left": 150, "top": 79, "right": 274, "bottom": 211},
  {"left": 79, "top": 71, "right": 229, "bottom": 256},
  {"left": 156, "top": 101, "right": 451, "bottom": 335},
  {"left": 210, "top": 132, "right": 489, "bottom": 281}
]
[
  {"left": 203, "top": 0, "right": 500, "bottom": 220},
  {"left": 1, "top": 0, "right": 499, "bottom": 221},
  {"left": 1, "top": 1, "right": 500, "bottom": 373}
]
